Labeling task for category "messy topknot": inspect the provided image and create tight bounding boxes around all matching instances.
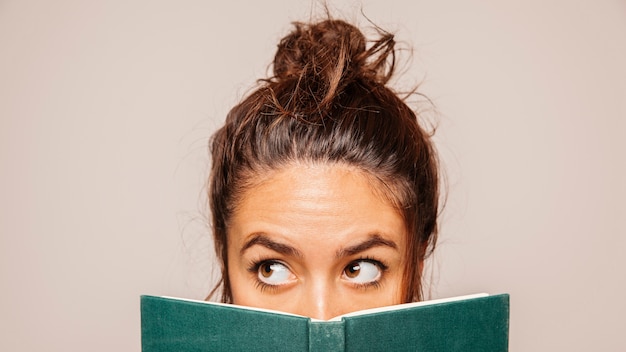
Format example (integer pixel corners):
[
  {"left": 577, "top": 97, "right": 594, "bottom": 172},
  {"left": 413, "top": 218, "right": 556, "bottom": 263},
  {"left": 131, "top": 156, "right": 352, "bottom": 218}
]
[
  {"left": 209, "top": 18, "right": 439, "bottom": 304},
  {"left": 271, "top": 19, "right": 396, "bottom": 119}
]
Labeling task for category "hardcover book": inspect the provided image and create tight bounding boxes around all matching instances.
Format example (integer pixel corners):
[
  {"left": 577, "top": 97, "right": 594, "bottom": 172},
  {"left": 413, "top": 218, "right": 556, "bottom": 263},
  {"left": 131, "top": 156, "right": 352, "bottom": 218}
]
[{"left": 141, "top": 293, "right": 509, "bottom": 352}]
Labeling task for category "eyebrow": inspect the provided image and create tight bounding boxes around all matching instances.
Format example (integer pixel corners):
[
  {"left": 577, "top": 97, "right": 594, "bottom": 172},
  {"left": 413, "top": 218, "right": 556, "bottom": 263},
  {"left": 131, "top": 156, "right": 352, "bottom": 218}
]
[
  {"left": 336, "top": 234, "right": 398, "bottom": 258},
  {"left": 240, "top": 233, "right": 303, "bottom": 258},
  {"left": 239, "top": 233, "right": 398, "bottom": 258}
]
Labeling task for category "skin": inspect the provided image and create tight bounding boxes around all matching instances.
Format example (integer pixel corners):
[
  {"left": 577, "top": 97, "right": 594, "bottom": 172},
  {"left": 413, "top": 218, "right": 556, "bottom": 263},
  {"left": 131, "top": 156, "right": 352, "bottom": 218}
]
[{"left": 227, "top": 162, "right": 407, "bottom": 320}]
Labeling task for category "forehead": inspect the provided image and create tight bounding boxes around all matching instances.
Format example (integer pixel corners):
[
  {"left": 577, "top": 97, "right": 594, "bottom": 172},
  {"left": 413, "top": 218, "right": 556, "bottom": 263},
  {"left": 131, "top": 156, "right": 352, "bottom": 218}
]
[{"left": 228, "top": 162, "right": 407, "bottom": 251}]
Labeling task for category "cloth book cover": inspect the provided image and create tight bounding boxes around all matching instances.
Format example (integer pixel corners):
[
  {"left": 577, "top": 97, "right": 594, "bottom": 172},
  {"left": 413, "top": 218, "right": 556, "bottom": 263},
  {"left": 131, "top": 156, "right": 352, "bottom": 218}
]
[{"left": 141, "top": 293, "right": 509, "bottom": 352}]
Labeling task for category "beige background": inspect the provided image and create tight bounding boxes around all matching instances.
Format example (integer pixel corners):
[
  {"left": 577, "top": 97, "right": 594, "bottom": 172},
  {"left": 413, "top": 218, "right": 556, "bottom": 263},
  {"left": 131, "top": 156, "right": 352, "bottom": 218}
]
[{"left": 1, "top": 0, "right": 625, "bottom": 350}]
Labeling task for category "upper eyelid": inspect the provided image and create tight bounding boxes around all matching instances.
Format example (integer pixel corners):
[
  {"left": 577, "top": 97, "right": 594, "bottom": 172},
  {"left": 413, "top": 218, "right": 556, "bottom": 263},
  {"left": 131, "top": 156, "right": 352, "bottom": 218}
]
[
  {"left": 346, "top": 257, "right": 389, "bottom": 270},
  {"left": 248, "top": 257, "right": 390, "bottom": 272},
  {"left": 247, "top": 258, "right": 289, "bottom": 272}
]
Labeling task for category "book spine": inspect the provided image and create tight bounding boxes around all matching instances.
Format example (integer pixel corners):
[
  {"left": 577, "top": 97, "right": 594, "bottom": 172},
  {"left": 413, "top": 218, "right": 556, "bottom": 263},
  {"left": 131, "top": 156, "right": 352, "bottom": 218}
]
[{"left": 308, "top": 321, "right": 345, "bottom": 351}]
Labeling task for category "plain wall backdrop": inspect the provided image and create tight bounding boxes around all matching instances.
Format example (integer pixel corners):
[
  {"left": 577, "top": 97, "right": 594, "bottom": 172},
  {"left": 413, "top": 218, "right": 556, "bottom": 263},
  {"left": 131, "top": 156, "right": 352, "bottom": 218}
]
[{"left": 1, "top": 0, "right": 624, "bottom": 350}]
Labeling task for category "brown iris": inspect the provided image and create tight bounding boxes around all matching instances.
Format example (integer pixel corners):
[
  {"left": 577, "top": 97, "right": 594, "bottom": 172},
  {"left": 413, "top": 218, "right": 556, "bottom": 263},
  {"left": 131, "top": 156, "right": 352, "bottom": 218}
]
[
  {"left": 344, "top": 261, "right": 361, "bottom": 278},
  {"left": 259, "top": 262, "right": 274, "bottom": 278}
]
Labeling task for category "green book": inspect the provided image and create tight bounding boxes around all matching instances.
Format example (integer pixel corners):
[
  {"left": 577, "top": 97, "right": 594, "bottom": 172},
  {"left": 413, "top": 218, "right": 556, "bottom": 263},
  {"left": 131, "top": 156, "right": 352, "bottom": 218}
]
[{"left": 141, "top": 293, "right": 509, "bottom": 352}]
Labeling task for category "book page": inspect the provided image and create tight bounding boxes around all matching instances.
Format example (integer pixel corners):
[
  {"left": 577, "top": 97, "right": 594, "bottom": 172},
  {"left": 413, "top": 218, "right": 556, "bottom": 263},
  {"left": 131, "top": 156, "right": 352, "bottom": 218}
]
[
  {"left": 159, "top": 293, "right": 490, "bottom": 322},
  {"left": 324, "top": 293, "right": 490, "bottom": 322}
]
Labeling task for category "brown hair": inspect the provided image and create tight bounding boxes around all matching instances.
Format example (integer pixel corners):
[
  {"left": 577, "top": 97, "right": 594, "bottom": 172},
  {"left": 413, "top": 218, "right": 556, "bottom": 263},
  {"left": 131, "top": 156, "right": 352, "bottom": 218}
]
[{"left": 208, "top": 18, "right": 439, "bottom": 303}]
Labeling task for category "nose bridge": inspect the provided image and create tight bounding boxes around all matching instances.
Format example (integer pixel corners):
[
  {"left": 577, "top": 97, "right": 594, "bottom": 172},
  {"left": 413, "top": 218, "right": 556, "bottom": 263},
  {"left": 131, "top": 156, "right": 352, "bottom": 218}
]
[{"left": 302, "top": 275, "right": 336, "bottom": 320}]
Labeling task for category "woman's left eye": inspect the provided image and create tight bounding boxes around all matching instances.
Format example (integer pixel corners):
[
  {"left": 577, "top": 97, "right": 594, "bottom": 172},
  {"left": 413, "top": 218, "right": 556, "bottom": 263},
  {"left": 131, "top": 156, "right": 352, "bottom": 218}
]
[{"left": 342, "top": 260, "right": 382, "bottom": 284}]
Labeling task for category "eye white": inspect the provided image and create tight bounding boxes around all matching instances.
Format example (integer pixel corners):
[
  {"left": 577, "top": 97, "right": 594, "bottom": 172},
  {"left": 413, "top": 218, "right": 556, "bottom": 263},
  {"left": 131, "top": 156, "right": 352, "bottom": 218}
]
[
  {"left": 258, "top": 262, "right": 294, "bottom": 285},
  {"left": 343, "top": 260, "right": 381, "bottom": 283}
]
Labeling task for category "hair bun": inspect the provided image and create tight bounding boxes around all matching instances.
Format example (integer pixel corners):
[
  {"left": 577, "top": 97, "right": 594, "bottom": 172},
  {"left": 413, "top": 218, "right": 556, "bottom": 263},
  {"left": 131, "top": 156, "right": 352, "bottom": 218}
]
[
  {"left": 273, "top": 20, "right": 367, "bottom": 83},
  {"left": 270, "top": 19, "right": 396, "bottom": 117}
]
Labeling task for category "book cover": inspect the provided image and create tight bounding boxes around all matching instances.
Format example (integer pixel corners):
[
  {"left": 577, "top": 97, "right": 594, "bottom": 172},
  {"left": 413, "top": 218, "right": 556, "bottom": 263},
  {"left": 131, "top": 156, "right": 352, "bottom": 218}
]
[{"left": 141, "top": 293, "right": 509, "bottom": 352}]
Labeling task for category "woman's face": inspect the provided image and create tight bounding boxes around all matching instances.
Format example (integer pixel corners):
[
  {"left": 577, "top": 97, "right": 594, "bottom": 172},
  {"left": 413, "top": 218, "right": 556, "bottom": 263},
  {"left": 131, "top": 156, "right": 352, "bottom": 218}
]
[{"left": 227, "top": 163, "right": 407, "bottom": 320}]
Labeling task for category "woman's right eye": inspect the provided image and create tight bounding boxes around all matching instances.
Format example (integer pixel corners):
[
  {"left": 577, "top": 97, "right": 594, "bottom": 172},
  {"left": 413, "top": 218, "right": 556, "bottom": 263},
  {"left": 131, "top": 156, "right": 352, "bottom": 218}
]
[{"left": 257, "top": 261, "right": 295, "bottom": 286}]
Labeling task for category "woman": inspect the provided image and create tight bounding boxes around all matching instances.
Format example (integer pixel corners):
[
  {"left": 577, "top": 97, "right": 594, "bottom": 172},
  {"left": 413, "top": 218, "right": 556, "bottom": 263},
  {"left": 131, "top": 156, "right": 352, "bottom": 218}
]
[{"left": 207, "top": 18, "right": 439, "bottom": 320}]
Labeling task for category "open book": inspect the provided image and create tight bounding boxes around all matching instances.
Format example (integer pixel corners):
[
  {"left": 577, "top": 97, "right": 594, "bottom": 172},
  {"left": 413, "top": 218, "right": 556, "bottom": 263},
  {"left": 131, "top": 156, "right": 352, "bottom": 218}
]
[{"left": 141, "top": 293, "right": 509, "bottom": 351}]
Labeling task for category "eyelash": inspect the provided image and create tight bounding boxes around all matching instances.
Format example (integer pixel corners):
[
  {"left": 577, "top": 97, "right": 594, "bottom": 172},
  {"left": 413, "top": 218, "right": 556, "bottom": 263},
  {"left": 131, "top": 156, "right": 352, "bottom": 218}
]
[
  {"left": 246, "top": 257, "right": 389, "bottom": 291},
  {"left": 246, "top": 258, "right": 287, "bottom": 293},
  {"left": 348, "top": 257, "right": 389, "bottom": 290},
  {"left": 254, "top": 279, "right": 280, "bottom": 293}
]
